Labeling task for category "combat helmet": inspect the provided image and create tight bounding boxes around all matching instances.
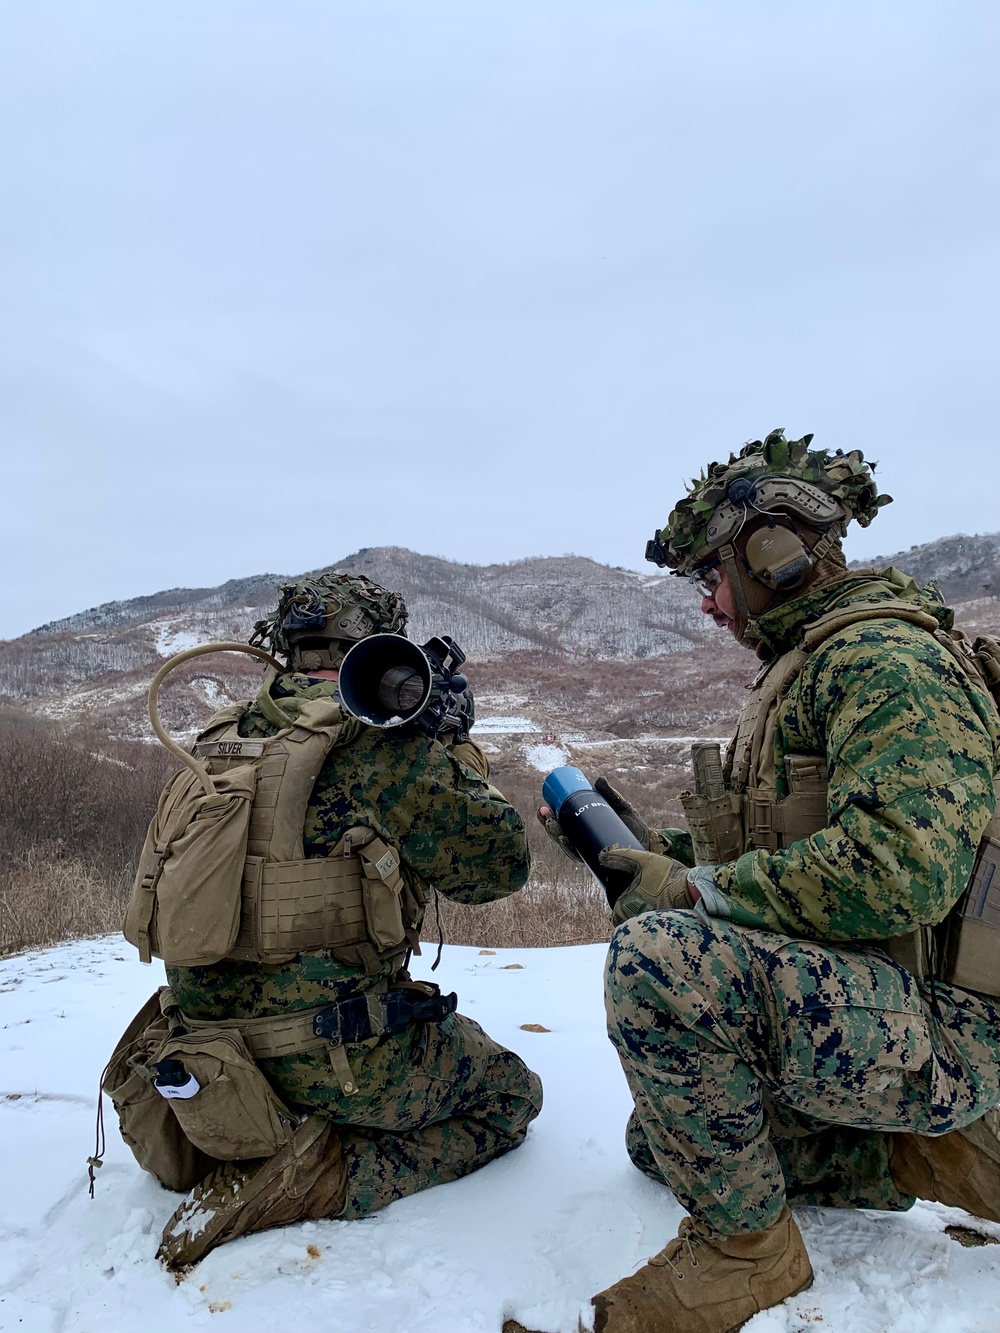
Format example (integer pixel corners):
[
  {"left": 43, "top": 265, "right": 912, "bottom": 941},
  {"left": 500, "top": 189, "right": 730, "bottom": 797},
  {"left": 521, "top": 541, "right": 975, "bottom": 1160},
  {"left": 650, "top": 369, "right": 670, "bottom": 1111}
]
[
  {"left": 250, "top": 573, "right": 408, "bottom": 673},
  {"left": 646, "top": 428, "right": 891, "bottom": 641}
]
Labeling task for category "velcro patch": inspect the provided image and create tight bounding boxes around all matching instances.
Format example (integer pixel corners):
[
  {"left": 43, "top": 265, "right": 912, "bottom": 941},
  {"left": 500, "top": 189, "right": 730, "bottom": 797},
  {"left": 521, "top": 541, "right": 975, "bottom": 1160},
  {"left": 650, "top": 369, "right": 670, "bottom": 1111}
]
[
  {"left": 194, "top": 740, "right": 268, "bottom": 758},
  {"left": 374, "top": 850, "right": 398, "bottom": 879}
]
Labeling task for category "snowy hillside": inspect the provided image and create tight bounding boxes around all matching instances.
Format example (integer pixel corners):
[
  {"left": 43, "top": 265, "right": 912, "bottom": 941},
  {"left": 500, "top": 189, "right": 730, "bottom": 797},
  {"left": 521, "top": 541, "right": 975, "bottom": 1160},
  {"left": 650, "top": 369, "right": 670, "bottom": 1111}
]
[
  {"left": 851, "top": 532, "right": 1000, "bottom": 603},
  {"left": 3, "top": 938, "right": 1000, "bottom": 1333},
  {"left": 0, "top": 548, "right": 708, "bottom": 741}
]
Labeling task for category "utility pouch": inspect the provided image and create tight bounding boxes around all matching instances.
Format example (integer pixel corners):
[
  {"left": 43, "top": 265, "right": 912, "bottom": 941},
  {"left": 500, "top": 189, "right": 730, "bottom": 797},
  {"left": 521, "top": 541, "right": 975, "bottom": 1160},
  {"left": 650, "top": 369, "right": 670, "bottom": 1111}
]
[
  {"left": 101, "top": 990, "right": 220, "bottom": 1192},
  {"left": 357, "top": 833, "right": 407, "bottom": 952},
  {"left": 680, "top": 790, "right": 743, "bottom": 866},
  {"left": 124, "top": 763, "right": 257, "bottom": 966},
  {"left": 972, "top": 635, "right": 1000, "bottom": 706},
  {"left": 984, "top": 775, "right": 1000, "bottom": 843},
  {"left": 778, "top": 753, "right": 829, "bottom": 842},
  {"left": 939, "top": 838, "right": 1000, "bottom": 998},
  {"left": 154, "top": 1028, "right": 296, "bottom": 1161}
]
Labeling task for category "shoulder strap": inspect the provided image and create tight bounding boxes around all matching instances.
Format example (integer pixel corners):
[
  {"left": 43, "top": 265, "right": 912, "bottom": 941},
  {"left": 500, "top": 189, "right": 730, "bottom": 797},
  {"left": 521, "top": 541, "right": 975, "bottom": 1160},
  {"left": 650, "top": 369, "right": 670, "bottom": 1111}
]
[
  {"left": 733, "top": 599, "right": 945, "bottom": 798},
  {"left": 729, "top": 649, "right": 809, "bottom": 794},
  {"left": 191, "top": 698, "right": 357, "bottom": 862},
  {"left": 799, "top": 599, "right": 941, "bottom": 653},
  {"left": 196, "top": 703, "right": 249, "bottom": 736}
]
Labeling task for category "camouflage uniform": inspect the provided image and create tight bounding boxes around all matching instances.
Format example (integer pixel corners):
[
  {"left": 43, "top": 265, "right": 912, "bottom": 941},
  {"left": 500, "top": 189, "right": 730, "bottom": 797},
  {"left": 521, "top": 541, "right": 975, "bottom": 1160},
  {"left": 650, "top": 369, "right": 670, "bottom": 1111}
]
[
  {"left": 167, "top": 671, "right": 542, "bottom": 1218},
  {"left": 606, "top": 571, "right": 1000, "bottom": 1235}
]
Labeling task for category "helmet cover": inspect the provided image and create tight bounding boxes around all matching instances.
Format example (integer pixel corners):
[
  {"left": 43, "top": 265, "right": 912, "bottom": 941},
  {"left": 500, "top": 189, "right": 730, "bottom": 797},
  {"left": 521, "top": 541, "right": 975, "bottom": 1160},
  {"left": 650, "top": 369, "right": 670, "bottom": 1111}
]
[
  {"left": 250, "top": 573, "right": 408, "bottom": 667},
  {"left": 647, "top": 428, "right": 892, "bottom": 575}
]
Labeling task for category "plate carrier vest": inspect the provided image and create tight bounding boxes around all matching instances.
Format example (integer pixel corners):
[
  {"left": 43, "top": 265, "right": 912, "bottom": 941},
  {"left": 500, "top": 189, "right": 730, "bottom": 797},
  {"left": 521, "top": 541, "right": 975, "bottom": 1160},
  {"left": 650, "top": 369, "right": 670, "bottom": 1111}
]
[
  {"left": 680, "top": 589, "right": 1000, "bottom": 996},
  {"left": 125, "top": 694, "right": 427, "bottom": 974}
]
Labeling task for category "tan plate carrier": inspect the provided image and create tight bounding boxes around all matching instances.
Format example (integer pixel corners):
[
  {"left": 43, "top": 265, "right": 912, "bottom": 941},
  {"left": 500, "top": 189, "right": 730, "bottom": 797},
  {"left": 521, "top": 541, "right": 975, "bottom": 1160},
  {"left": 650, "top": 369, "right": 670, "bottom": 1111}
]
[
  {"left": 679, "top": 599, "right": 1000, "bottom": 997},
  {"left": 123, "top": 643, "right": 426, "bottom": 973}
]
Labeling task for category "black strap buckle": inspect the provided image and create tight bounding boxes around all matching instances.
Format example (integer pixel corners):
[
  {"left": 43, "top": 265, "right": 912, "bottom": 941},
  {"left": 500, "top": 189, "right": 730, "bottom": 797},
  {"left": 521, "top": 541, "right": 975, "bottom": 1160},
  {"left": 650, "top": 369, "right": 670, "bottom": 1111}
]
[{"left": 312, "top": 986, "right": 458, "bottom": 1045}]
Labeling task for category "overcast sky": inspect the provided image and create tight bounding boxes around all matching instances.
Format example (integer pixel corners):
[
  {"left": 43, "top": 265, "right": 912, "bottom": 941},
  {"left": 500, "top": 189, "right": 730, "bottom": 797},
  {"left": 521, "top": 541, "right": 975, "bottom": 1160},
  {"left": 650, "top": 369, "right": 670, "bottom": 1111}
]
[{"left": 1, "top": 1, "right": 997, "bottom": 638}]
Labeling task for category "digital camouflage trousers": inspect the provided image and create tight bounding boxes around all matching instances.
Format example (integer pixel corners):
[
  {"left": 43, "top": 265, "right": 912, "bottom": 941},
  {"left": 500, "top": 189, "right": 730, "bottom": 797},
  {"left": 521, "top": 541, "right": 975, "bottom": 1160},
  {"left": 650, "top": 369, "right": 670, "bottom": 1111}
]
[
  {"left": 260, "top": 1010, "right": 542, "bottom": 1219},
  {"left": 606, "top": 910, "right": 1000, "bottom": 1236}
]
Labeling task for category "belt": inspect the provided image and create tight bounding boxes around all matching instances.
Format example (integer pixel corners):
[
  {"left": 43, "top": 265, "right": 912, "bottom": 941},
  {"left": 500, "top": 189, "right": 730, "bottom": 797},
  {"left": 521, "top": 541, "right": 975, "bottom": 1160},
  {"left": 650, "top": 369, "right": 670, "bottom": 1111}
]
[
  {"left": 313, "top": 985, "right": 458, "bottom": 1045},
  {"left": 176, "top": 982, "right": 458, "bottom": 1062}
]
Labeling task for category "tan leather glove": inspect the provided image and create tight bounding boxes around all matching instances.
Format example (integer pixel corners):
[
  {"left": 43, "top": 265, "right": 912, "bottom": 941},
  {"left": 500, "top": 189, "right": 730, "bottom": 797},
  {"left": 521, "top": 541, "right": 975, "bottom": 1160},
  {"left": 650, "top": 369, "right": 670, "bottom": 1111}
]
[
  {"left": 537, "top": 806, "right": 585, "bottom": 864},
  {"left": 593, "top": 778, "right": 667, "bottom": 854},
  {"left": 599, "top": 847, "right": 695, "bottom": 925}
]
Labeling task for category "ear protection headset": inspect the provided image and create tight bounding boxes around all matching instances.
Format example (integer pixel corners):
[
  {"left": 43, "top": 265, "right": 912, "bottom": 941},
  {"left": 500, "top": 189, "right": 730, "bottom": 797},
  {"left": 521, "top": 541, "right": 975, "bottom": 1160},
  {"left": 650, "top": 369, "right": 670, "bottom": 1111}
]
[
  {"left": 741, "top": 521, "right": 815, "bottom": 590},
  {"left": 722, "top": 476, "right": 845, "bottom": 591}
]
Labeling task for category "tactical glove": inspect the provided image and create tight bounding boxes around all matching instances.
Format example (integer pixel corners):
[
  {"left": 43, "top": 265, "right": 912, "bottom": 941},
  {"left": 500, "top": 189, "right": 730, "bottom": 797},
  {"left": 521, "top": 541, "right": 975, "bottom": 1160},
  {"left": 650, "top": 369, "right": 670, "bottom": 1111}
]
[
  {"left": 537, "top": 806, "right": 585, "bottom": 864},
  {"left": 593, "top": 778, "right": 669, "bottom": 855},
  {"left": 599, "top": 847, "right": 695, "bottom": 925},
  {"left": 538, "top": 775, "right": 665, "bottom": 865}
]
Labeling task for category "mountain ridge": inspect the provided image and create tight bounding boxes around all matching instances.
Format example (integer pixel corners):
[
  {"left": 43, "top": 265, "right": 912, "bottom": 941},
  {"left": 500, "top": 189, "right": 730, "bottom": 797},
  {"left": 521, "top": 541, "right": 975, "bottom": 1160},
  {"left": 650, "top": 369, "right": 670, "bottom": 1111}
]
[
  {"left": 25, "top": 529, "right": 1000, "bottom": 641},
  {"left": 2, "top": 536, "right": 995, "bottom": 744}
]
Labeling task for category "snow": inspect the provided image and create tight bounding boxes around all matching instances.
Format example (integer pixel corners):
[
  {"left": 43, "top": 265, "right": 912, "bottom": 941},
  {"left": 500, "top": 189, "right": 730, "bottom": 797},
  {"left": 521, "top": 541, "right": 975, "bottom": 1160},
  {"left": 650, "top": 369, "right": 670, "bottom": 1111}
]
[
  {"left": 3, "top": 937, "right": 1000, "bottom": 1332},
  {"left": 193, "top": 678, "right": 231, "bottom": 709},
  {"left": 472, "top": 716, "right": 541, "bottom": 734},
  {"left": 154, "top": 621, "right": 215, "bottom": 658},
  {"left": 523, "top": 742, "right": 571, "bottom": 773},
  {"left": 574, "top": 736, "right": 733, "bottom": 748}
]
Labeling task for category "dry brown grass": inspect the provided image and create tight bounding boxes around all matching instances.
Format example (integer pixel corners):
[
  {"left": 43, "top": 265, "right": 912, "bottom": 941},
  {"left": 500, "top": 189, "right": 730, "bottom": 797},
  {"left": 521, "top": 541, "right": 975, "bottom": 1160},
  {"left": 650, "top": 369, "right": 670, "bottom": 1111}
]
[
  {"left": 0, "top": 708, "right": 176, "bottom": 958},
  {"left": 0, "top": 852, "right": 129, "bottom": 956},
  {"left": 0, "top": 681, "right": 699, "bottom": 958},
  {"left": 471, "top": 642, "right": 746, "bottom": 739},
  {"left": 0, "top": 850, "right": 613, "bottom": 959},
  {"left": 428, "top": 867, "right": 612, "bottom": 950},
  {"left": 0, "top": 700, "right": 617, "bottom": 959}
]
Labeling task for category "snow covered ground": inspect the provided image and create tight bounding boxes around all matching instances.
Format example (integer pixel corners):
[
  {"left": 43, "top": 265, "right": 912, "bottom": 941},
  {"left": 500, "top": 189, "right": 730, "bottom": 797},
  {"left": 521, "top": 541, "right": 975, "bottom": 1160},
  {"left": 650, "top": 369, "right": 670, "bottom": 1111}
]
[
  {"left": 3, "top": 937, "right": 1000, "bottom": 1333},
  {"left": 472, "top": 716, "right": 541, "bottom": 735},
  {"left": 523, "top": 742, "right": 572, "bottom": 773}
]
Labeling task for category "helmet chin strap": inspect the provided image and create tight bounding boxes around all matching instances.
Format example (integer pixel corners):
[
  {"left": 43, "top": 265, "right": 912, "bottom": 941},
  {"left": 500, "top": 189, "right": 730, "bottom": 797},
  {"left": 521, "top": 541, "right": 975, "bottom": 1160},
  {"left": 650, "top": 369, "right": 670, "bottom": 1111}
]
[
  {"left": 716, "top": 517, "right": 847, "bottom": 646},
  {"left": 715, "top": 541, "right": 759, "bottom": 645}
]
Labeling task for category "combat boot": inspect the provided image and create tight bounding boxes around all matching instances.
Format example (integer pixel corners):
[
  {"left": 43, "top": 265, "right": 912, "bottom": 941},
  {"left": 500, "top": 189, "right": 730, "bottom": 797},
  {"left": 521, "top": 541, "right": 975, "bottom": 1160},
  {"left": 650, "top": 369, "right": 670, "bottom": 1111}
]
[
  {"left": 157, "top": 1115, "right": 348, "bottom": 1271},
  {"left": 890, "top": 1111, "right": 1000, "bottom": 1224},
  {"left": 590, "top": 1206, "right": 812, "bottom": 1333}
]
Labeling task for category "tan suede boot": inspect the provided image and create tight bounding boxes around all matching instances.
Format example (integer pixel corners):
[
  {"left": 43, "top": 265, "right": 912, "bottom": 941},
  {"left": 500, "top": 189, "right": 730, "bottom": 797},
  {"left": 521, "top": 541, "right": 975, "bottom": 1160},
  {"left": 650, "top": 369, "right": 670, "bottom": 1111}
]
[
  {"left": 157, "top": 1116, "right": 348, "bottom": 1271},
  {"left": 590, "top": 1206, "right": 813, "bottom": 1333},
  {"left": 891, "top": 1112, "right": 1000, "bottom": 1224}
]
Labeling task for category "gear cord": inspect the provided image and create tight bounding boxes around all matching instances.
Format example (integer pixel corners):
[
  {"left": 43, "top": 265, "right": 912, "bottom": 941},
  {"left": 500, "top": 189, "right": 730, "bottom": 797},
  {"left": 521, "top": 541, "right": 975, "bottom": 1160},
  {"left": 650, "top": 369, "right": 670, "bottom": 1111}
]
[
  {"left": 431, "top": 886, "right": 445, "bottom": 971},
  {"left": 88, "top": 1057, "right": 111, "bottom": 1197}
]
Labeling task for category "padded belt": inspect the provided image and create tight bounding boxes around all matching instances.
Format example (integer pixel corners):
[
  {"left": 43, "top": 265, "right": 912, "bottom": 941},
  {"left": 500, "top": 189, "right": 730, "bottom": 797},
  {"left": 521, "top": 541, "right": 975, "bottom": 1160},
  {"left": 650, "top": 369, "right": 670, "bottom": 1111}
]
[
  {"left": 175, "top": 982, "right": 458, "bottom": 1095},
  {"left": 180, "top": 1004, "right": 338, "bottom": 1061}
]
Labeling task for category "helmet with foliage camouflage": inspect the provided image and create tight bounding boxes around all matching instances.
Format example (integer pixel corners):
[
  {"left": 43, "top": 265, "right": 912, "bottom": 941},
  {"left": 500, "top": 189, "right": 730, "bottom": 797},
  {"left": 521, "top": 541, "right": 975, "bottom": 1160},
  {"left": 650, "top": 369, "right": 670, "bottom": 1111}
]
[
  {"left": 646, "top": 428, "right": 891, "bottom": 576},
  {"left": 250, "top": 573, "right": 408, "bottom": 672}
]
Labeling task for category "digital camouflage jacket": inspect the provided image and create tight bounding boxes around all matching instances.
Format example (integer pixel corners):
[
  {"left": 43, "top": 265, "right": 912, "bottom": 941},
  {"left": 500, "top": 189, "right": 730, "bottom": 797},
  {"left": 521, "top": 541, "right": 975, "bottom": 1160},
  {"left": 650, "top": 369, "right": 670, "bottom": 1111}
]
[
  {"left": 665, "top": 572, "right": 1000, "bottom": 943},
  {"left": 168, "top": 674, "right": 530, "bottom": 1019}
]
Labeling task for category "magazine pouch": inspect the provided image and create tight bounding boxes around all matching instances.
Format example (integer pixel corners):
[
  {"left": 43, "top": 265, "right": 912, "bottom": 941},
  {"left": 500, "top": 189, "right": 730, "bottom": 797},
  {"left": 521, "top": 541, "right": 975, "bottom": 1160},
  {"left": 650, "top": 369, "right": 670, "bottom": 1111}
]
[
  {"left": 940, "top": 838, "right": 1000, "bottom": 998},
  {"left": 679, "top": 790, "right": 744, "bottom": 866}
]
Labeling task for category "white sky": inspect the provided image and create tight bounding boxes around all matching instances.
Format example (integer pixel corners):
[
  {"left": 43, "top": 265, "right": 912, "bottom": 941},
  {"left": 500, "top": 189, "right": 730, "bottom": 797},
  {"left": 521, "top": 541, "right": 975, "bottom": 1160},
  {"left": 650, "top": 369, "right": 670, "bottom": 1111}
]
[{"left": 2, "top": 1, "right": 998, "bottom": 639}]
